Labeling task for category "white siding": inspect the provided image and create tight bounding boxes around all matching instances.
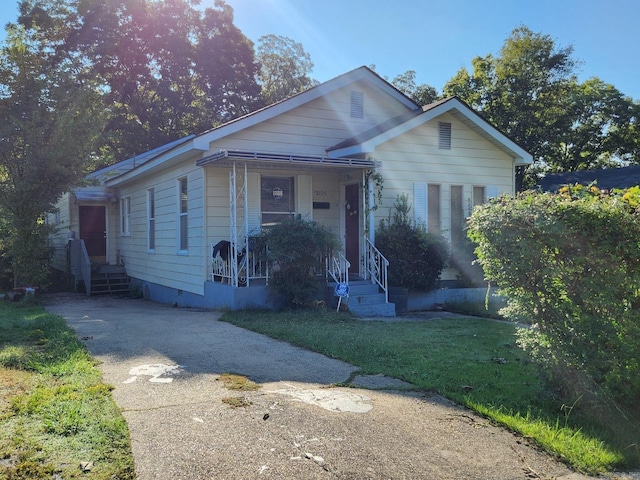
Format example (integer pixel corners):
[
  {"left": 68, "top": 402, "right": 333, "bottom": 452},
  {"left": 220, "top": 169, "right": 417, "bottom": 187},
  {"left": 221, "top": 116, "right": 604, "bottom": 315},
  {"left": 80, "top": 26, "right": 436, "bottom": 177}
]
[
  {"left": 116, "top": 159, "right": 206, "bottom": 296},
  {"left": 373, "top": 112, "right": 515, "bottom": 244},
  {"left": 206, "top": 80, "right": 411, "bottom": 158}
]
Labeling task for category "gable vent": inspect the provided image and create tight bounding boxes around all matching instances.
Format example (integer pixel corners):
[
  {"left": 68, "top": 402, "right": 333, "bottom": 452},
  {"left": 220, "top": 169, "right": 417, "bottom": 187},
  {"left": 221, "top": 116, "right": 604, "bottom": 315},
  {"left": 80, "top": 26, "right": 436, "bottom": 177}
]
[
  {"left": 351, "top": 91, "right": 364, "bottom": 118},
  {"left": 438, "top": 122, "right": 451, "bottom": 149}
]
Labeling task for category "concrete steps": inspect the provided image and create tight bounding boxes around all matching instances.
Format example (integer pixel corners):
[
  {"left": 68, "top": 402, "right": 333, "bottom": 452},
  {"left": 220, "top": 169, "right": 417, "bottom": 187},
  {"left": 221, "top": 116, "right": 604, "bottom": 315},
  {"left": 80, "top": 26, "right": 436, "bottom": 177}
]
[{"left": 328, "top": 280, "right": 396, "bottom": 317}]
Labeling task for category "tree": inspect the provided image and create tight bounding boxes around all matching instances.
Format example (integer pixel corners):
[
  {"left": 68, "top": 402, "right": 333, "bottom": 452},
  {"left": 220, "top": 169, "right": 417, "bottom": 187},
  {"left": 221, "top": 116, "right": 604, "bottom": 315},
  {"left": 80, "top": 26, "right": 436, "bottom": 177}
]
[
  {"left": 552, "top": 78, "right": 640, "bottom": 171},
  {"left": 443, "top": 26, "right": 639, "bottom": 187},
  {"left": 18, "top": 0, "right": 263, "bottom": 163},
  {"left": 256, "top": 34, "right": 316, "bottom": 105},
  {"left": 0, "top": 24, "right": 105, "bottom": 286},
  {"left": 391, "top": 70, "right": 440, "bottom": 105}
]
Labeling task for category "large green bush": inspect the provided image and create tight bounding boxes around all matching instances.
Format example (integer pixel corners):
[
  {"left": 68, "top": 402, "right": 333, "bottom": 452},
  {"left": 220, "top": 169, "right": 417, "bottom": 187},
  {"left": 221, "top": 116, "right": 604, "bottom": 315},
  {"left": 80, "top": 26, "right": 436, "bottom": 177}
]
[
  {"left": 468, "top": 185, "right": 640, "bottom": 420},
  {"left": 375, "top": 194, "right": 448, "bottom": 291},
  {"left": 256, "top": 217, "right": 341, "bottom": 307}
]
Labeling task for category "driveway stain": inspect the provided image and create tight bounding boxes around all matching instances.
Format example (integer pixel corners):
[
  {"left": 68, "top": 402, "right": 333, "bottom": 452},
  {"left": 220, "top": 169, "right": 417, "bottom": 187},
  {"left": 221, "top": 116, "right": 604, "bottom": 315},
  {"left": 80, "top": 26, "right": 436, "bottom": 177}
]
[{"left": 124, "top": 364, "right": 185, "bottom": 383}]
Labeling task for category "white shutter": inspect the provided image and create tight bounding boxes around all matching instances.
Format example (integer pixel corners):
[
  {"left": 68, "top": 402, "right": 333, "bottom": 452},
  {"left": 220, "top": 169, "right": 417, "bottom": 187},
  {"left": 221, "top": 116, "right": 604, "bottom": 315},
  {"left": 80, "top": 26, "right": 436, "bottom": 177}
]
[
  {"left": 486, "top": 185, "right": 499, "bottom": 200},
  {"left": 414, "top": 182, "right": 427, "bottom": 227},
  {"left": 247, "top": 172, "right": 261, "bottom": 235},
  {"left": 297, "top": 175, "right": 313, "bottom": 220}
]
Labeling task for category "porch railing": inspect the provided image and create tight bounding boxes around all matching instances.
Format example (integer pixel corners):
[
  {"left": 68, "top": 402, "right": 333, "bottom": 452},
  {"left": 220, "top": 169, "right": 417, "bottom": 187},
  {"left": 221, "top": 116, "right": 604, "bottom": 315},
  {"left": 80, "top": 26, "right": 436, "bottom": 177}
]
[
  {"left": 209, "top": 242, "right": 269, "bottom": 286},
  {"left": 325, "top": 250, "right": 350, "bottom": 285},
  {"left": 68, "top": 239, "right": 92, "bottom": 296},
  {"left": 363, "top": 237, "right": 389, "bottom": 302}
]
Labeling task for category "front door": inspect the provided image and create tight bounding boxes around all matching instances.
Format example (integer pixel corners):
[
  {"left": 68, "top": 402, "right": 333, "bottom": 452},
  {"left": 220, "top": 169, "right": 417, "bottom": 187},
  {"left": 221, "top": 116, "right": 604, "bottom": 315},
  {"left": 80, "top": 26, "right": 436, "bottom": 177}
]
[
  {"left": 79, "top": 206, "right": 106, "bottom": 262},
  {"left": 345, "top": 183, "right": 360, "bottom": 275}
]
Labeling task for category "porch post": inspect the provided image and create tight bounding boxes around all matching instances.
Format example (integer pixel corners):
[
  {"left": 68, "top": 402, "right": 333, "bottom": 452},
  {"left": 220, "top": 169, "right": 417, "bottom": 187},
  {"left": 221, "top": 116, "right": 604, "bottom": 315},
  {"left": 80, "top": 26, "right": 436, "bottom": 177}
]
[
  {"left": 243, "top": 162, "right": 249, "bottom": 287},
  {"left": 229, "top": 163, "right": 238, "bottom": 287},
  {"left": 367, "top": 171, "right": 375, "bottom": 244}
]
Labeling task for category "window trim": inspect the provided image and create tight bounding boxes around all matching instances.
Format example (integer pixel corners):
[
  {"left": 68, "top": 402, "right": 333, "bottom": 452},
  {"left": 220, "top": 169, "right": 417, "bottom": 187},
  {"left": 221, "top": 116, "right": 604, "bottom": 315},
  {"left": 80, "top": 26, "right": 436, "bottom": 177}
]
[
  {"left": 427, "top": 184, "right": 441, "bottom": 234},
  {"left": 147, "top": 187, "right": 155, "bottom": 253},
  {"left": 260, "top": 175, "right": 295, "bottom": 227},
  {"left": 178, "top": 177, "right": 188, "bottom": 253},
  {"left": 120, "top": 196, "right": 131, "bottom": 236}
]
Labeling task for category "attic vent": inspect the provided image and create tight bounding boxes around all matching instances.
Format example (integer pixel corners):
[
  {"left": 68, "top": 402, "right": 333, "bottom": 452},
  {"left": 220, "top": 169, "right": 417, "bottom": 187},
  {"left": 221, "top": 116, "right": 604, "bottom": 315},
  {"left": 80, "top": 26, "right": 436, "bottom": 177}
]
[
  {"left": 438, "top": 122, "right": 451, "bottom": 149},
  {"left": 351, "top": 91, "right": 364, "bottom": 118}
]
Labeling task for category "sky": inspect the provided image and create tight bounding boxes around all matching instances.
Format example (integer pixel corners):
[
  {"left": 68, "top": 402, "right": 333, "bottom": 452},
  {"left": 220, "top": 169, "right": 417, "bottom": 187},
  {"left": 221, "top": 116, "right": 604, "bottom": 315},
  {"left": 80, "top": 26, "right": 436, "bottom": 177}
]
[{"left": 1, "top": 0, "right": 638, "bottom": 100}]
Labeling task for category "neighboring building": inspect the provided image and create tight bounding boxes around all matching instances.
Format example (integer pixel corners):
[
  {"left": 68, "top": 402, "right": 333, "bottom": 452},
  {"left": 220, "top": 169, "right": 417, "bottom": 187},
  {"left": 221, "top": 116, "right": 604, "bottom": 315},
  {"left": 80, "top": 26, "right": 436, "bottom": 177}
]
[
  {"left": 49, "top": 66, "right": 532, "bottom": 315},
  {"left": 538, "top": 165, "right": 640, "bottom": 192}
]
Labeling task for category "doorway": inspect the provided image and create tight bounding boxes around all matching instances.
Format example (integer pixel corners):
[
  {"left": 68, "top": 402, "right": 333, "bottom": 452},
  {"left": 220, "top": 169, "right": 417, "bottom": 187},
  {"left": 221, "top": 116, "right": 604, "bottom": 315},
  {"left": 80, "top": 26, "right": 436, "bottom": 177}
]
[
  {"left": 79, "top": 206, "right": 106, "bottom": 262},
  {"left": 344, "top": 183, "right": 360, "bottom": 275}
]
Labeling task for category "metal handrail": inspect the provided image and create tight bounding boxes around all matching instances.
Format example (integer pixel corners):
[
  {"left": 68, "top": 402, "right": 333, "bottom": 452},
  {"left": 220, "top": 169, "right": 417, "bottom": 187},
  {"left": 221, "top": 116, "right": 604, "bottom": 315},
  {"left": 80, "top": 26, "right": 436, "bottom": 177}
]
[
  {"left": 210, "top": 242, "right": 269, "bottom": 286},
  {"left": 363, "top": 237, "right": 389, "bottom": 302},
  {"left": 325, "top": 250, "right": 350, "bottom": 285}
]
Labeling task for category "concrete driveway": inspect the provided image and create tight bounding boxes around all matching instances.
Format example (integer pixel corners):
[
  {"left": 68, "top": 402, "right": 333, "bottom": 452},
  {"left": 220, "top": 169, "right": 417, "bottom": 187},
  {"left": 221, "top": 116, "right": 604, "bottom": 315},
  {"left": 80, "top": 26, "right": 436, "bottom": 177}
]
[{"left": 45, "top": 294, "right": 592, "bottom": 480}]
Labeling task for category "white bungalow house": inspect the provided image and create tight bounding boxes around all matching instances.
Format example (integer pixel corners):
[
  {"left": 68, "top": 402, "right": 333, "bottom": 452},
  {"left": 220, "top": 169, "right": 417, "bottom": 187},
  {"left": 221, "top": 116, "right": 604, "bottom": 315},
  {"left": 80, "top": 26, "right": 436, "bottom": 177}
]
[{"left": 48, "top": 66, "right": 531, "bottom": 316}]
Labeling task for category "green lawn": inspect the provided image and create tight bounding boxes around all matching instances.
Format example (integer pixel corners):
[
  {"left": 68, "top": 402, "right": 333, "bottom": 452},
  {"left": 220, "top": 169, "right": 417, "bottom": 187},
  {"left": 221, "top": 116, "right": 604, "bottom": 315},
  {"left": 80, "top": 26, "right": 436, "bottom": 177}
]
[
  {"left": 221, "top": 308, "right": 639, "bottom": 474},
  {"left": 0, "top": 300, "right": 135, "bottom": 479}
]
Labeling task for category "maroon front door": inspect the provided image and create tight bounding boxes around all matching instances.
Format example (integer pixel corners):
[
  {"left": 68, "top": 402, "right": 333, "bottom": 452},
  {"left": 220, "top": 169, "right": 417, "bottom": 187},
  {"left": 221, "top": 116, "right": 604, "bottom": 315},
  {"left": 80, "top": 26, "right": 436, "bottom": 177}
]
[
  {"left": 79, "top": 206, "right": 106, "bottom": 260},
  {"left": 345, "top": 183, "right": 360, "bottom": 274}
]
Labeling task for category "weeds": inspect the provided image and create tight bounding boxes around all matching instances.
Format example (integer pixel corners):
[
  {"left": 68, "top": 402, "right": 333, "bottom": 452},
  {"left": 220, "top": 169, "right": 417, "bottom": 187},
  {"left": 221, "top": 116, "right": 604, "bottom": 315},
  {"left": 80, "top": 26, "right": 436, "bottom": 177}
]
[{"left": 0, "top": 301, "right": 134, "bottom": 479}]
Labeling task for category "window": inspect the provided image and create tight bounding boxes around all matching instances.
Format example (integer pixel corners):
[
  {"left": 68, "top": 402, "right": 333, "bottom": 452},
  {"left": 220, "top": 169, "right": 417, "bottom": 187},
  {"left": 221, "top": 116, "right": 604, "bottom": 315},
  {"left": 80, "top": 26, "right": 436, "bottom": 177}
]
[
  {"left": 472, "top": 186, "right": 486, "bottom": 208},
  {"left": 438, "top": 122, "right": 451, "bottom": 149},
  {"left": 450, "top": 185, "right": 464, "bottom": 249},
  {"left": 120, "top": 197, "right": 131, "bottom": 235},
  {"left": 178, "top": 178, "right": 188, "bottom": 251},
  {"left": 261, "top": 176, "right": 295, "bottom": 227},
  {"left": 351, "top": 91, "right": 364, "bottom": 118},
  {"left": 148, "top": 188, "right": 155, "bottom": 251},
  {"left": 428, "top": 184, "right": 441, "bottom": 233}
]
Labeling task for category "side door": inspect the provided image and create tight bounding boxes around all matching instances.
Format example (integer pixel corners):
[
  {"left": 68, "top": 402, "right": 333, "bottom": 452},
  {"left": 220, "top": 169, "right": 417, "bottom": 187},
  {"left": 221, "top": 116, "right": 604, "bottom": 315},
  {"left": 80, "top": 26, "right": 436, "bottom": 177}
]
[{"left": 79, "top": 205, "right": 106, "bottom": 261}]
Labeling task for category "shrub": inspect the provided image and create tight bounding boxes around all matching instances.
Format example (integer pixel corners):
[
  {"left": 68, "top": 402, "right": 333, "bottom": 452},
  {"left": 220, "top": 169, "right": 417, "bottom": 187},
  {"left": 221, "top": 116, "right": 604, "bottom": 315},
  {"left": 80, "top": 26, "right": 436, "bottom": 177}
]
[
  {"left": 256, "top": 217, "right": 341, "bottom": 307},
  {"left": 467, "top": 185, "right": 640, "bottom": 421},
  {"left": 375, "top": 194, "right": 448, "bottom": 291}
]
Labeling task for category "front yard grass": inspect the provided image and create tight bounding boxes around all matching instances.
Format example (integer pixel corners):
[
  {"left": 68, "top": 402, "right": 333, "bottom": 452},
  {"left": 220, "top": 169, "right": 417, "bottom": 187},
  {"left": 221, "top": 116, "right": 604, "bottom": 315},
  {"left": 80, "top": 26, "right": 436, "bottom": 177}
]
[
  {"left": 221, "top": 308, "right": 639, "bottom": 474},
  {"left": 0, "top": 300, "right": 135, "bottom": 479}
]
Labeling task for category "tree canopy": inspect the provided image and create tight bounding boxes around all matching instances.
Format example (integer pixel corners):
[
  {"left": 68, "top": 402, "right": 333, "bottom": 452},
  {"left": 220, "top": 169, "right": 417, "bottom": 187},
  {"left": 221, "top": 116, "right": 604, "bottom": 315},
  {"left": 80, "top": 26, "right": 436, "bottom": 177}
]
[
  {"left": 443, "top": 26, "right": 640, "bottom": 187},
  {"left": 0, "top": 22, "right": 105, "bottom": 286},
  {"left": 390, "top": 70, "right": 439, "bottom": 106},
  {"left": 256, "top": 34, "right": 316, "bottom": 105},
  {"left": 16, "top": 0, "right": 263, "bottom": 163}
]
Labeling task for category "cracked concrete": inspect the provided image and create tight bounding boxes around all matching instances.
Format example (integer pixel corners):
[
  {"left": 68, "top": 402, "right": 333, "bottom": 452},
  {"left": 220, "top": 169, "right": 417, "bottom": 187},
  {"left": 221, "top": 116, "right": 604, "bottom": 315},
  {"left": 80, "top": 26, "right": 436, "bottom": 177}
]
[{"left": 44, "top": 293, "right": 616, "bottom": 480}]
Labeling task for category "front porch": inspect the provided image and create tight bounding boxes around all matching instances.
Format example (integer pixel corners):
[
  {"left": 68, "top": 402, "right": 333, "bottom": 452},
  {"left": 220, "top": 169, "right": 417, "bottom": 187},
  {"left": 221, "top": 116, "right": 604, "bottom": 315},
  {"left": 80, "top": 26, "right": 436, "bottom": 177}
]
[
  {"left": 206, "top": 237, "right": 395, "bottom": 316},
  {"left": 199, "top": 152, "right": 395, "bottom": 316}
]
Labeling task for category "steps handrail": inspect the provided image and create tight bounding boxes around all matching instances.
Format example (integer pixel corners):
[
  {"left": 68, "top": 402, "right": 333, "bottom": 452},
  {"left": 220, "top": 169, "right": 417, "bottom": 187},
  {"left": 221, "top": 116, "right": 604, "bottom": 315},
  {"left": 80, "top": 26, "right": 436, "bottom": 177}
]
[
  {"left": 326, "top": 250, "right": 350, "bottom": 285},
  {"left": 363, "top": 237, "right": 389, "bottom": 303}
]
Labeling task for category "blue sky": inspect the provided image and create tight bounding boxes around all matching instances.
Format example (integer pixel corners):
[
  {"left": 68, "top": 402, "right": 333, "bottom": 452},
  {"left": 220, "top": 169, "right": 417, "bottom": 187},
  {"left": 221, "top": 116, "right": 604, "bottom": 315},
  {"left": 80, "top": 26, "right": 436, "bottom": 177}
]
[{"left": 1, "top": 0, "right": 638, "bottom": 100}]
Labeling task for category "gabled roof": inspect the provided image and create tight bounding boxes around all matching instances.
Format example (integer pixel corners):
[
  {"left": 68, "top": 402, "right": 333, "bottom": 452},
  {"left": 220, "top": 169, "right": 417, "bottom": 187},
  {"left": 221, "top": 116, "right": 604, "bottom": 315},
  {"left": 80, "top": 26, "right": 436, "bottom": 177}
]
[
  {"left": 189, "top": 65, "right": 419, "bottom": 145},
  {"left": 106, "top": 66, "right": 419, "bottom": 186},
  {"left": 327, "top": 97, "right": 532, "bottom": 165},
  {"left": 538, "top": 165, "right": 640, "bottom": 192}
]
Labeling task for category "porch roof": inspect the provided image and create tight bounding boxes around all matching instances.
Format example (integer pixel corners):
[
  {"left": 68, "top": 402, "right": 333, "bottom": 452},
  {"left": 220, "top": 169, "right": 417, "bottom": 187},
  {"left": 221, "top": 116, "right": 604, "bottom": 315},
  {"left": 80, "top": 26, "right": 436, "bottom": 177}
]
[{"left": 196, "top": 149, "right": 377, "bottom": 169}]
